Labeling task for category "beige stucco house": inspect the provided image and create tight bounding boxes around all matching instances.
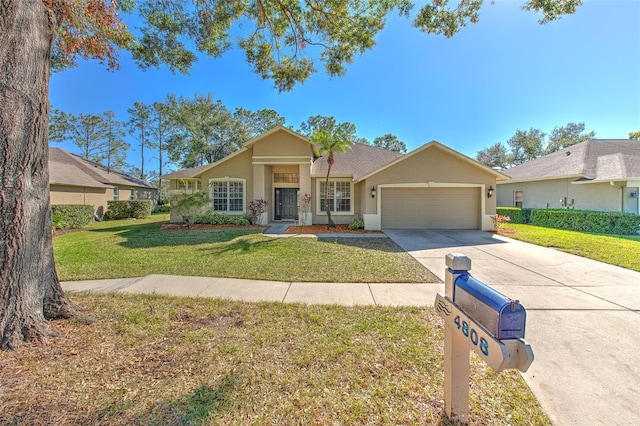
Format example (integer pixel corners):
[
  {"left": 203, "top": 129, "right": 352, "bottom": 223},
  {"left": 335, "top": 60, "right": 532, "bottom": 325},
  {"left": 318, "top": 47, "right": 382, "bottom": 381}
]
[
  {"left": 497, "top": 139, "right": 640, "bottom": 215},
  {"left": 162, "top": 126, "right": 506, "bottom": 230},
  {"left": 49, "top": 147, "right": 158, "bottom": 214}
]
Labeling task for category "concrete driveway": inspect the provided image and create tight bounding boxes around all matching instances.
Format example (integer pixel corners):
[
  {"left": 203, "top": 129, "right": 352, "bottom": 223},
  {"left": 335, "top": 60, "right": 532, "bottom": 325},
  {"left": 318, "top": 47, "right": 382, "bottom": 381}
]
[{"left": 385, "top": 229, "right": 640, "bottom": 426}]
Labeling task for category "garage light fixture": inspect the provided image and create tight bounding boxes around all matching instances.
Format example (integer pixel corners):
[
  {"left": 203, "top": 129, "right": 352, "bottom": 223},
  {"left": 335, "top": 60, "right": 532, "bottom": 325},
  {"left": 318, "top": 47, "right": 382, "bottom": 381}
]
[
  {"left": 487, "top": 186, "right": 494, "bottom": 198},
  {"left": 371, "top": 186, "right": 377, "bottom": 198}
]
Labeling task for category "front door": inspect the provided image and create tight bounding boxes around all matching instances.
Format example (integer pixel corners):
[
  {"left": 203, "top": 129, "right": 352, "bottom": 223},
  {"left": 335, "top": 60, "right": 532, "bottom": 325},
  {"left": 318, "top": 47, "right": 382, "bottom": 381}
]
[{"left": 275, "top": 188, "right": 298, "bottom": 220}]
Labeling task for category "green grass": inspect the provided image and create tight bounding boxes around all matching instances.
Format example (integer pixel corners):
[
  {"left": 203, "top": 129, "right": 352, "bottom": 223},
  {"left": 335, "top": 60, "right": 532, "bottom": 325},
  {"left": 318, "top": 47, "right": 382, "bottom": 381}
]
[
  {"left": 0, "top": 293, "right": 550, "bottom": 425},
  {"left": 54, "top": 214, "right": 437, "bottom": 283},
  {"left": 500, "top": 223, "right": 640, "bottom": 272}
]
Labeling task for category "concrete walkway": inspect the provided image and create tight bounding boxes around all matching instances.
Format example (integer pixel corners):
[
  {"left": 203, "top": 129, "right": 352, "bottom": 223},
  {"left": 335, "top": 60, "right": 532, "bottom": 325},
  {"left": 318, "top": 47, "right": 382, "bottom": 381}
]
[
  {"left": 61, "top": 275, "right": 443, "bottom": 307},
  {"left": 61, "top": 229, "right": 640, "bottom": 425}
]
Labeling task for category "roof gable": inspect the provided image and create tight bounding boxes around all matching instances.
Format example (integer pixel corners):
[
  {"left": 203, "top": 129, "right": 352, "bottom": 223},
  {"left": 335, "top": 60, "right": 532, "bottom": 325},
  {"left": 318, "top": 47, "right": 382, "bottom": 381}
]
[
  {"left": 356, "top": 140, "right": 509, "bottom": 182},
  {"left": 161, "top": 126, "right": 313, "bottom": 179}
]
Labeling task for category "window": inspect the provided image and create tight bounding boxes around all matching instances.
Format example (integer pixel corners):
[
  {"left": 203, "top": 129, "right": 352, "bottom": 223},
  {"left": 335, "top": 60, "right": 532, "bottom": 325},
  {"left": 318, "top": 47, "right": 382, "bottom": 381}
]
[
  {"left": 113, "top": 187, "right": 119, "bottom": 201},
  {"left": 130, "top": 188, "right": 135, "bottom": 200},
  {"left": 211, "top": 179, "right": 245, "bottom": 213},
  {"left": 176, "top": 180, "right": 200, "bottom": 191},
  {"left": 514, "top": 191, "right": 523, "bottom": 208},
  {"left": 319, "top": 181, "right": 351, "bottom": 213},
  {"left": 274, "top": 173, "right": 299, "bottom": 183}
]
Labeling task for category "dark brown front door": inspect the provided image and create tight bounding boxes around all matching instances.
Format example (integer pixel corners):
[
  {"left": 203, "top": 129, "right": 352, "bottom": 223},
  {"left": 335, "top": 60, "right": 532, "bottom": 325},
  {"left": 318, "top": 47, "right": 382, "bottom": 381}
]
[{"left": 275, "top": 188, "right": 298, "bottom": 220}]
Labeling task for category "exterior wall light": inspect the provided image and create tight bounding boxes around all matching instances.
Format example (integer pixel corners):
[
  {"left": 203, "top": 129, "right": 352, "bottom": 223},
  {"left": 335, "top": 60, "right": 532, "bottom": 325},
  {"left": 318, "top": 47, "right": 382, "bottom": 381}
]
[
  {"left": 487, "top": 186, "right": 494, "bottom": 198},
  {"left": 371, "top": 186, "right": 377, "bottom": 198}
]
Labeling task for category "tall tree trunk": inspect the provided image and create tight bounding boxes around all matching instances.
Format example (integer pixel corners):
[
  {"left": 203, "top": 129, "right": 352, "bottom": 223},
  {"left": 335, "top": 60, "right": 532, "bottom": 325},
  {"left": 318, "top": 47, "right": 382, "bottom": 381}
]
[
  {"left": 140, "top": 126, "right": 145, "bottom": 179},
  {"left": 324, "top": 167, "right": 335, "bottom": 228},
  {"left": 0, "top": 0, "right": 77, "bottom": 350}
]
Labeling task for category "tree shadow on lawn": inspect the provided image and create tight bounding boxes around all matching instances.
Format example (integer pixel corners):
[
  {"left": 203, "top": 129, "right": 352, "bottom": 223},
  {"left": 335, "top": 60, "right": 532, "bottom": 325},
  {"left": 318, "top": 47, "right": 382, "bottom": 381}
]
[
  {"left": 132, "top": 374, "right": 238, "bottom": 425},
  {"left": 196, "top": 235, "right": 409, "bottom": 256},
  {"left": 88, "top": 222, "right": 266, "bottom": 249},
  {"left": 317, "top": 237, "right": 408, "bottom": 253}
]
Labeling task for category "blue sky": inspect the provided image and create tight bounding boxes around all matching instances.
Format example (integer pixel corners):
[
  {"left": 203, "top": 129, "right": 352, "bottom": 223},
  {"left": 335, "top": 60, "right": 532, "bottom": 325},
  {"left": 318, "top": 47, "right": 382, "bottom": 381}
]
[{"left": 50, "top": 1, "right": 640, "bottom": 175}]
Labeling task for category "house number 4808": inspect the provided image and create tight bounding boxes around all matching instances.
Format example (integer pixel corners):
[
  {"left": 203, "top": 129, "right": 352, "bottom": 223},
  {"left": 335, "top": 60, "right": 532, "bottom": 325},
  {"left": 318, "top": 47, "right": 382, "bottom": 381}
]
[{"left": 454, "top": 315, "right": 489, "bottom": 356}]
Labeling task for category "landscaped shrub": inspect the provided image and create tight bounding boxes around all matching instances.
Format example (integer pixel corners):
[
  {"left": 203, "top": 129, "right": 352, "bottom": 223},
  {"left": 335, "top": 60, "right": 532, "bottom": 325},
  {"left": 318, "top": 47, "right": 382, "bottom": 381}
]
[
  {"left": 496, "top": 207, "right": 531, "bottom": 224},
  {"left": 106, "top": 200, "right": 154, "bottom": 220},
  {"left": 530, "top": 209, "right": 640, "bottom": 235},
  {"left": 247, "top": 198, "right": 269, "bottom": 225},
  {"left": 491, "top": 214, "right": 511, "bottom": 230},
  {"left": 194, "top": 210, "right": 251, "bottom": 226},
  {"left": 129, "top": 200, "right": 154, "bottom": 218},
  {"left": 153, "top": 204, "right": 171, "bottom": 213},
  {"left": 170, "top": 191, "right": 210, "bottom": 226},
  {"left": 348, "top": 216, "right": 365, "bottom": 230},
  {"left": 51, "top": 204, "right": 94, "bottom": 230}
]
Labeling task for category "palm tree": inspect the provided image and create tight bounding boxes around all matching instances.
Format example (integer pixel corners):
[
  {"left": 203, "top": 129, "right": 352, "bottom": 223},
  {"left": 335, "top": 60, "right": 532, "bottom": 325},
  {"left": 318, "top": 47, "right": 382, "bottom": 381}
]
[{"left": 311, "top": 128, "right": 353, "bottom": 228}]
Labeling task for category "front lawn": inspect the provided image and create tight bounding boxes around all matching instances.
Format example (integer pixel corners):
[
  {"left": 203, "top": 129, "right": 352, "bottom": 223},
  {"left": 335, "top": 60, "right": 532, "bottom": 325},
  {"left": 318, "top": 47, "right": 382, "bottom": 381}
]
[
  {"left": 54, "top": 215, "right": 437, "bottom": 283},
  {"left": 0, "top": 293, "right": 549, "bottom": 425},
  {"left": 499, "top": 223, "right": 640, "bottom": 272}
]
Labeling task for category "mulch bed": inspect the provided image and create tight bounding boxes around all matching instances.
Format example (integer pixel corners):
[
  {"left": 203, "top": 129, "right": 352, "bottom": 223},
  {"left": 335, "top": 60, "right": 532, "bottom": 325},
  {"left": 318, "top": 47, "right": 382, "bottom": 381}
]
[
  {"left": 284, "top": 224, "right": 383, "bottom": 234},
  {"left": 160, "top": 223, "right": 268, "bottom": 232}
]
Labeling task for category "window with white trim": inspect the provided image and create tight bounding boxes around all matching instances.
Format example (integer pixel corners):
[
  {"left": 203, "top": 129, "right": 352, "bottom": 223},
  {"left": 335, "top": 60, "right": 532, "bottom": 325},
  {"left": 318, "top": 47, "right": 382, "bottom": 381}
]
[
  {"left": 514, "top": 190, "right": 523, "bottom": 208},
  {"left": 113, "top": 187, "right": 119, "bottom": 201},
  {"left": 176, "top": 180, "right": 200, "bottom": 191},
  {"left": 319, "top": 181, "right": 351, "bottom": 213},
  {"left": 211, "top": 179, "right": 245, "bottom": 213}
]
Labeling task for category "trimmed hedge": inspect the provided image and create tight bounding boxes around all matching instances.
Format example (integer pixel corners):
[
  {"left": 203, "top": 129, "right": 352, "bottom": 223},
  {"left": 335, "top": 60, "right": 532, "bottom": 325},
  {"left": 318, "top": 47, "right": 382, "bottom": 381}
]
[
  {"left": 496, "top": 207, "right": 531, "bottom": 224},
  {"left": 530, "top": 209, "right": 640, "bottom": 235},
  {"left": 51, "top": 204, "right": 94, "bottom": 230},
  {"left": 194, "top": 210, "right": 252, "bottom": 226},
  {"left": 153, "top": 204, "right": 171, "bottom": 213},
  {"left": 106, "top": 200, "right": 154, "bottom": 220}
]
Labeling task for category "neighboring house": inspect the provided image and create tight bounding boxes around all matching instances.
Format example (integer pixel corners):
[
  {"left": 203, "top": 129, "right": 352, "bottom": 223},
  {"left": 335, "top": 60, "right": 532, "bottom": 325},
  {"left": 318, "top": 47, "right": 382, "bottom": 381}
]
[
  {"left": 162, "top": 126, "right": 506, "bottom": 230},
  {"left": 497, "top": 139, "right": 640, "bottom": 215},
  {"left": 49, "top": 147, "right": 158, "bottom": 214}
]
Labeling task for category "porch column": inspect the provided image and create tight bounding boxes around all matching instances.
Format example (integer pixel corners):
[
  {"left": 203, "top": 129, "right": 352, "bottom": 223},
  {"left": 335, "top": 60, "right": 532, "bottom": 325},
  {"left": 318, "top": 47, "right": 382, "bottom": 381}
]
[{"left": 298, "top": 163, "right": 312, "bottom": 225}]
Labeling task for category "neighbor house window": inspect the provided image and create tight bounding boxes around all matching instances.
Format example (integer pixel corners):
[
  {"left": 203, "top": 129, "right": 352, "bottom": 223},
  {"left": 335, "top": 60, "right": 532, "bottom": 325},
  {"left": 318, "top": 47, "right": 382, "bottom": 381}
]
[
  {"left": 514, "top": 190, "right": 523, "bottom": 208},
  {"left": 113, "top": 187, "right": 119, "bottom": 201},
  {"left": 130, "top": 188, "right": 135, "bottom": 200},
  {"left": 319, "top": 181, "right": 351, "bottom": 213},
  {"left": 210, "top": 179, "right": 245, "bottom": 213}
]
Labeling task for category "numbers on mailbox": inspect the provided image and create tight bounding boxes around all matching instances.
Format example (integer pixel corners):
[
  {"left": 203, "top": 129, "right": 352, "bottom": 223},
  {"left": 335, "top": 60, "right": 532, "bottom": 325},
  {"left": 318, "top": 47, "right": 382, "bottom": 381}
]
[{"left": 454, "top": 315, "right": 489, "bottom": 356}]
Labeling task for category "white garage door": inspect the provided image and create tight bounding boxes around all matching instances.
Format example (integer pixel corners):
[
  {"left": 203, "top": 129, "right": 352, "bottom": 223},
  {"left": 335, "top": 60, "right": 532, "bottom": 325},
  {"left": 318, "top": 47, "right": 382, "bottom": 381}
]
[{"left": 381, "top": 187, "right": 480, "bottom": 229}]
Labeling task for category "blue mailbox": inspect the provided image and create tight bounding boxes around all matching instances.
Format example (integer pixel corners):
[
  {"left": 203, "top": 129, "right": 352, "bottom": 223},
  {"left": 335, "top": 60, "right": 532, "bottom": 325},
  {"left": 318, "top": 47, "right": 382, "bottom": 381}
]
[{"left": 453, "top": 274, "right": 526, "bottom": 340}]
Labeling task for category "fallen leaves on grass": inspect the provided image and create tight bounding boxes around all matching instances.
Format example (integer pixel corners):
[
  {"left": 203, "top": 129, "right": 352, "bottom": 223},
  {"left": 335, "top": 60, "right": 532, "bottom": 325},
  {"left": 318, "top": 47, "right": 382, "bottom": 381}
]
[{"left": 0, "top": 293, "right": 550, "bottom": 426}]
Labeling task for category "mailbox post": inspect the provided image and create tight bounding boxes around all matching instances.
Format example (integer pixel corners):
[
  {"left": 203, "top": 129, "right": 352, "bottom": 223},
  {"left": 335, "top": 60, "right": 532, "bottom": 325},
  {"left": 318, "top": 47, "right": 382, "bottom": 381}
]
[{"left": 435, "top": 253, "right": 534, "bottom": 423}]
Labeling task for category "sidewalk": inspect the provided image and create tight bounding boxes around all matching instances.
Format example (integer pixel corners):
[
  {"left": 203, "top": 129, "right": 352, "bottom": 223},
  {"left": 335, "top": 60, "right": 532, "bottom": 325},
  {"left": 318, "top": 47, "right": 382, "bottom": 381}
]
[{"left": 61, "top": 275, "right": 444, "bottom": 307}]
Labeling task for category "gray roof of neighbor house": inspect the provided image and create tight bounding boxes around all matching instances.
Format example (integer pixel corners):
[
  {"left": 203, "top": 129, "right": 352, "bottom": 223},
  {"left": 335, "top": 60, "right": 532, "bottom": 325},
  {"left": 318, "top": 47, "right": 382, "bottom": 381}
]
[
  {"left": 160, "top": 164, "right": 212, "bottom": 180},
  {"left": 49, "top": 147, "right": 156, "bottom": 189},
  {"left": 311, "top": 142, "right": 404, "bottom": 180},
  {"left": 501, "top": 139, "right": 640, "bottom": 183}
]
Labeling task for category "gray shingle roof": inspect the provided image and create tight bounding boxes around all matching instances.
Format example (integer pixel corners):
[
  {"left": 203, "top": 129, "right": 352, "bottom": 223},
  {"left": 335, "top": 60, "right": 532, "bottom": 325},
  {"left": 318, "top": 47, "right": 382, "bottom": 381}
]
[
  {"left": 502, "top": 139, "right": 640, "bottom": 183},
  {"left": 311, "top": 142, "right": 403, "bottom": 180},
  {"left": 160, "top": 164, "right": 212, "bottom": 180},
  {"left": 49, "top": 147, "right": 156, "bottom": 189}
]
